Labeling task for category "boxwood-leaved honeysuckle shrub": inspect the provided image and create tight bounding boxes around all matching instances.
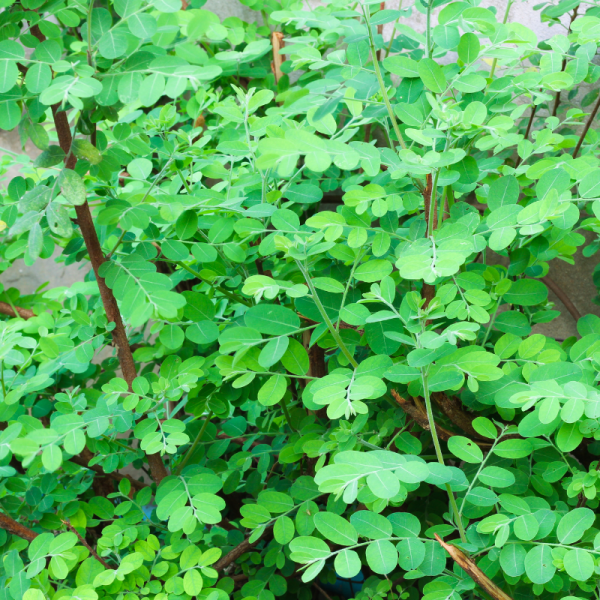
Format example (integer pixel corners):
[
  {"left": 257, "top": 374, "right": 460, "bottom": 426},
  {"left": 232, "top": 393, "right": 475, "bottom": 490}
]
[{"left": 5, "top": 0, "right": 600, "bottom": 599}]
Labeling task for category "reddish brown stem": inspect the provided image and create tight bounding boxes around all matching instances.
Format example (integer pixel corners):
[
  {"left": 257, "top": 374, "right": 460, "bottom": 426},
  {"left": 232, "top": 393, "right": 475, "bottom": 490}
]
[
  {"left": 271, "top": 32, "right": 285, "bottom": 83},
  {"left": 376, "top": 1, "right": 385, "bottom": 61},
  {"left": 0, "top": 302, "right": 34, "bottom": 319},
  {"left": 523, "top": 104, "right": 537, "bottom": 142},
  {"left": 62, "top": 519, "right": 114, "bottom": 569},
  {"left": 0, "top": 512, "right": 38, "bottom": 541},
  {"left": 45, "top": 74, "right": 168, "bottom": 486},
  {"left": 68, "top": 452, "right": 149, "bottom": 491},
  {"left": 391, "top": 390, "right": 492, "bottom": 448},
  {"left": 391, "top": 390, "right": 454, "bottom": 442},
  {"left": 312, "top": 581, "right": 334, "bottom": 600},
  {"left": 541, "top": 275, "right": 581, "bottom": 322},
  {"left": 553, "top": 8, "right": 579, "bottom": 119},
  {"left": 435, "top": 534, "right": 513, "bottom": 600},
  {"left": 421, "top": 173, "right": 436, "bottom": 306},
  {"left": 423, "top": 173, "right": 435, "bottom": 236},
  {"left": 573, "top": 91, "right": 600, "bottom": 158},
  {"left": 515, "top": 103, "right": 538, "bottom": 168},
  {"left": 214, "top": 525, "right": 274, "bottom": 571}
]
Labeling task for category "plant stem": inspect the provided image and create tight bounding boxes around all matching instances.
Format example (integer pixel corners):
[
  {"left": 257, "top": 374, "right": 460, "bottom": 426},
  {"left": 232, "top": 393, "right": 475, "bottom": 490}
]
[
  {"left": 384, "top": 16, "right": 401, "bottom": 57},
  {"left": 169, "top": 260, "right": 252, "bottom": 307},
  {"left": 335, "top": 249, "right": 366, "bottom": 331},
  {"left": 421, "top": 372, "right": 467, "bottom": 542},
  {"left": 488, "top": 0, "right": 513, "bottom": 78},
  {"left": 176, "top": 411, "right": 213, "bottom": 475},
  {"left": 106, "top": 229, "right": 127, "bottom": 259},
  {"left": 439, "top": 186, "right": 448, "bottom": 222},
  {"left": 425, "top": 1, "right": 432, "bottom": 59},
  {"left": 298, "top": 262, "right": 358, "bottom": 369},
  {"left": 281, "top": 394, "right": 296, "bottom": 432},
  {"left": 516, "top": 100, "right": 538, "bottom": 168},
  {"left": 480, "top": 304, "right": 499, "bottom": 348},
  {"left": 428, "top": 169, "right": 440, "bottom": 234},
  {"left": 573, "top": 92, "right": 600, "bottom": 158},
  {"left": 177, "top": 168, "right": 193, "bottom": 194},
  {"left": 87, "top": 0, "right": 94, "bottom": 67},
  {"left": 35, "top": 17, "right": 168, "bottom": 485},
  {"left": 363, "top": 7, "right": 406, "bottom": 152}
]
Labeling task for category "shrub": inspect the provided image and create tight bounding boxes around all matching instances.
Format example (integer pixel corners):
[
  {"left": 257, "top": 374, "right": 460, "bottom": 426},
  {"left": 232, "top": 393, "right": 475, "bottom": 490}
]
[{"left": 2, "top": 1, "right": 600, "bottom": 600}]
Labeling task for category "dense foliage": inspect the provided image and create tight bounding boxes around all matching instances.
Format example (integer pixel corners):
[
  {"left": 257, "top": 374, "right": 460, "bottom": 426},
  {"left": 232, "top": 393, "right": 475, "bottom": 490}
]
[{"left": 3, "top": 0, "right": 600, "bottom": 599}]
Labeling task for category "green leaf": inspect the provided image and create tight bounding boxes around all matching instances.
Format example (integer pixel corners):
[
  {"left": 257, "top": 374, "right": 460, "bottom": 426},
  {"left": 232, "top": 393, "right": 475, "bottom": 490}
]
[
  {"left": 59, "top": 170, "right": 86, "bottom": 205},
  {"left": 493, "top": 439, "right": 532, "bottom": 459},
  {"left": 42, "top": 444, "right": 62, "bottom": 472},
  {"left": 281, "top": 338, "right": 309, "bottom": 376},
  {"left": 524, "top": 545, "right": 555, "bottom": 584},
  {"left": 397, "top": 538, "right": 425, "bottom": 571},
  {"left": 183, "top": 569, "right": 203, "bottom": 595},
  {"left": 0, "top": 59, "right": 18, "bottom": 93},
  {"left": 98, "top": 29, "right": 129, "bottom": 59},
  {"left": 367, "top": 469, "right": 400, "bottom": 499},
  {"left": 488, "top": 175, "right": 519, "bottom": 210},
  {"left": 314, "top": 512, "right": 358, "bottom": 546},
  {"left": 383, "top": 55, "right": 419, "bottom": 77},
  {"left": 245, "top": 304, "right": 300, "bottom": 335},
  {"left": 503, "top": 279, "right": 548, "bottom": 306},
  {"left": 284, "top": 183, "right": 323, "bottom": 204},
  {"left": 289, "top": 536, "right": 331, "bottom": 562},
  {"left": 274, "top": 516, "right": 295, "bottom": 544},
  {"left": 365, "top": 540, "right": 397, "bottom": 575},
  {"left": 186, "top": 321, "right": 219, "bottom": 344},
  {"left": 514, "top": 514, "right": 539, "bottom": 541},
  {"left": 34, "top": 146, "right": 65, "bottom": 168},
  {"left": 334, "top": 550, "right": 362, "bottom": 578},
  {"left": 563, "top": 549, "right": 595, "bottom": 581},
  {"left": 258, "top": 336, "right": 289, "bottom": 368},
  {"left": 447, "top": 436, "right": 483, "bottom": 463},
  {"left": 478, "top": 466, "right": 515, "bottom": 488},
  {"left": 160, "top": 324, "right": 184, "bottom": 349},
  {"left": 25, "top": 63, "right": 52, "bottom": 94},
  {"left": 471, "top": 417, "right": 497, "bottom": 439},
  {"left": 257, "top": 374, "right": 287, "bottom": 406},
  {"left": 417, "top": 58, "right": 446, "bottom": 93},
  {"left": 350, "top": 511, "right": 392, "bottom": 539},
  {"left": 72, "top": 140, "right": 102, "bottom": 164},
  {"left": 457, "top": 32, "right": 480, "bottom": 63},
  {"left": 556, "top": 422, "right": 583, "bottom": 452},
  {"left": 499, "top": 543, "right": 526, "bottom": 577},
  {"left": 0, "top": 100, "right": 21, "bottom": 131},
  {"left": 420, "top": 540, "right": 446, "bottom": 576},
  {"left": 388, "top": 513, "right": 421, "bottom": 537},
  {"left": 557, "top": 508, "right": 595, "bottom": 544},
  {"left": 354, "top": 259, "right": 393, "bottom": 283}
]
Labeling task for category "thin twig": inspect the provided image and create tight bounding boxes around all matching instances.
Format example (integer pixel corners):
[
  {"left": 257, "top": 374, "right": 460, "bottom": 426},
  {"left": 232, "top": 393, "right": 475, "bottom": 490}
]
[
  {"left": 62, "top": 519, "right": 114, "bottom": 569},
  {"left": 435, "top": 534, "right": 513, "bottom": 600},
  {"left": 271, "top": 32, "right": 285, "bottom": 83},
  {"left": 573, "top": 91, "right": 600, "bottom": 158},
  {"left": 69, "top": 450, "right": 149, "bottom": 490},
  {"left": 391, "top": 390, "right": 492, "bottom": 448},
  {"left": 214, "top": 525, "right": 274, "bottom": 571},
  {"left": 0, "top": 302, "right": 34, "bottom": 319},
  {"left": 552, "top": 7, "right": 578, "bottom": 119},
  {"left": 34, "top": 19, "right": 168, "bottom": 485},
  {"left": 515, "top": 103, "right": 537, "bottom": 168},
  {"left": 391, "top": 390, "right": 455, "bottom": 441},
  {"left": 541, "top": 275, "right": 580, "bottom": 322},
  {"left": 311, "top": 580, "right": 334, "bottom": 600},
  {"left": 0, "top": 512, "right": 38, "bottom": 541},
  {"left": 431, "top": 393, "right": 488, "bottom": 441}
]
